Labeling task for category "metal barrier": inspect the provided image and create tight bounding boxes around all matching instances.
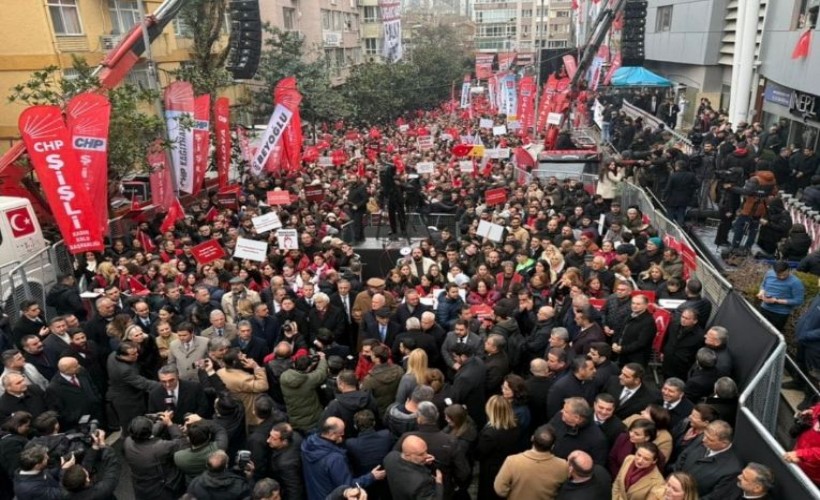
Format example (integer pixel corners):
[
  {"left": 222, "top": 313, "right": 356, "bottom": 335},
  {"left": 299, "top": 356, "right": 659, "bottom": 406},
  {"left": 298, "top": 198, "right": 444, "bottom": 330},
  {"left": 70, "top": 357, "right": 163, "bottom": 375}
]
[
  {"left": 621, "top": 100, "right": 695, "bottom": 155},
  {"left": 6, "top": 245, "right": 59, "bottom": 322},
  {"left": 781, "top": 193, "right": 820, "bottom": 254}
]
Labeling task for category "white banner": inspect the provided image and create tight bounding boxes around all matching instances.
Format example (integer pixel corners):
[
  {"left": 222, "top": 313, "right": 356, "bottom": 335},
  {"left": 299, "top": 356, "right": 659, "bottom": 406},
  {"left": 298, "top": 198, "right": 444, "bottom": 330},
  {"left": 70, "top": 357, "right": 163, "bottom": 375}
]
[
  {"left": 165, "top": 110, "right": 195, "bottom": 193},
  {"left": 417, "top": 136, "right": 434, "bottom": 150},
  {"left": 415, "top": 161, "right": 435, "bottom": 174},
  {"left": 492, "top": 125, "right": 507, "bottom": 136},
  {"left": 318, "top": 156, "right": 333, "bottom": 166},
  {"left": 251, "top": 104, "right": 293, "bottom": 176},
  {"left": 252, "top": 212, "right": 282, "bottom": 234},
  {"left": 460, "top": 81, "right": 472, "bottom": 109},
  {"left": 479, "top": 118, "right": 494, "bottom": 129},
  {"left": 502, "top": 75, "right": 517, "bottom": 117},
  {"left": 486, "top": 148, "right": 511, "bottom": 159},
  {"left": 380, "top": 0, "right": 403, "bottom": 62},
  {"left": 593, "top": 99, "right": 605, "bottom": 129},
  {"left": 234, "top": 237, "right": 268, "bottom": 262},
  {"left": 459, "top": 160, "right": 474, "bottom": 172}
]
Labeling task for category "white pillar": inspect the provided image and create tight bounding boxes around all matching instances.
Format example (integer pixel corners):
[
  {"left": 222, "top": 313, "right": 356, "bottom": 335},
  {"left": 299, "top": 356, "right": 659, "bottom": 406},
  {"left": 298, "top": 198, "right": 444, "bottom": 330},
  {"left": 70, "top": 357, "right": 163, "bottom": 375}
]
[
  {"left": 732, "top": 0, "right": 759, "bottom": 125},
  {"left": 728, "top": 0, "right": 747, "bottom": 122}
]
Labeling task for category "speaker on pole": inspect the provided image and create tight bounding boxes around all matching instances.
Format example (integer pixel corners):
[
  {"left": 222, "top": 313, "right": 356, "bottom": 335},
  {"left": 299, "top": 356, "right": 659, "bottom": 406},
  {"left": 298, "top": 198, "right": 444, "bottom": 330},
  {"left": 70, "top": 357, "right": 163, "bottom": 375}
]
[
  {"left": 226, "top": 0, "right": 262, "bottom": 80},
  {"left": 621, "top": 0, "right": 647, "bottom": 67}
]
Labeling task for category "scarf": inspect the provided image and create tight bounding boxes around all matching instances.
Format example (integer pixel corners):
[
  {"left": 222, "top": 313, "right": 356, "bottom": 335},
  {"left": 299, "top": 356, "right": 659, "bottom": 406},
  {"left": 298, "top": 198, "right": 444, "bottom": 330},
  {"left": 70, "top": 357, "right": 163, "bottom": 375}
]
[{"left": 624, "top": 460, "right": 655, "bottom": 491}]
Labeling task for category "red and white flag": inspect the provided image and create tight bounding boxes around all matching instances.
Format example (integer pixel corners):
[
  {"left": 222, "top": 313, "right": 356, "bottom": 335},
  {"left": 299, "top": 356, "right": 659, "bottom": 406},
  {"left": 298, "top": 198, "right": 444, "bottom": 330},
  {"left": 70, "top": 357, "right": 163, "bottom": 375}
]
[
  {"left": 192, "top": 94, "right": 211, "bottom": 193},
  {"left": 793, "top": 30, "right": 812, "bottom": 59},
  {"left": 274, "top": 77, "right": 303, "bottom": 172},
  {"left": 160, "top": 197, "right": 185, "bottom": 234},
  {"left": 18, "top": 106, "right": 104, "bottom": 253},
  {"left": 215, "top": 97, "right": 231, "bottom": 189},
  {"left": 148, "top": 140, "right": 174, "bottom": 211},
  {"left": 163, "top": 81, "right": 195, "bottom": 193},
  {"left": 66, "top": 92, "right": 111, "bottom": 237}
]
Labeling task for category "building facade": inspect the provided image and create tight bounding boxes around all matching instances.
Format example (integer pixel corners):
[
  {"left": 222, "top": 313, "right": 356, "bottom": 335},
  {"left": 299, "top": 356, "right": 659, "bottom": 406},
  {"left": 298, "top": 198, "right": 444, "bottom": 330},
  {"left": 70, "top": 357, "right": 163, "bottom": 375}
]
[
  {"left": 758, "top": 0, "right": 820, "bottom": 151},
  {"left": 471, "top": 0, "right": 573, "bottom": 55}
]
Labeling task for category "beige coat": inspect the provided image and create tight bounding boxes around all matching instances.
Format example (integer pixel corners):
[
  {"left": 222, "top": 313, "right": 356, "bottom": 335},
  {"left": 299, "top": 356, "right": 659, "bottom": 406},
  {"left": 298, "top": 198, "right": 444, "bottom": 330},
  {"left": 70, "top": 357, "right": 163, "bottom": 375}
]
[
  {"left": 611, "top": 455, "right": 666, "bottom": 500},
  {"left": 493, "top": 449, "right": 568, "bottom": 500},
  {"left": 220, "top": 289, "right": 261, "bottom": 323},
  {"left": 623, "top": 415, "right": 674, "bottom": 463},
  {"left": 201, "top": 323, "right": 238, "bottom": 342},
  {"left": 216, "top": 366, "right": 269, "bottom": 427},
  {"left": 167, "top": 336, "right": 210, "bottom": 382}
]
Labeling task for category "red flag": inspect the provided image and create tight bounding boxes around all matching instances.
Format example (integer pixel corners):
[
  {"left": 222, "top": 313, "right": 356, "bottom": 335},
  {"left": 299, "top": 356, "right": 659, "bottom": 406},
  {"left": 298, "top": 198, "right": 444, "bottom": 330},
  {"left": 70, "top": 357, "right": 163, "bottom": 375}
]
[
  {"left": 513, "top": 147, "right": 535, "bottom": 169},
  {"left": 18, "top": 106, "right": 104, "bottom": 253},
  {"left": 163, "top": 81, "right": 195, "bottom": 193},
  {"left": 137, "top": 229, "right": 156, "bottom": 253},
  {"left": 130, "top": 192, "right": 141, "bottom": 212},
  {"left": 516, "top": 75, "right": 536, "bottom": 137},
  {"left": 793, "top": 30, "right": 812, "bottom": 59},
  {"left": 205, "top": 206, "right": 219, "bottom": 222},
  {"left": 237, "top": 127, "right": 252, "bottom": 164},
  {"left": 128, "top": 276, "right": 149, "bottom": 296},
  {"left": 148, "top": 140, "right": 174, "bottom": 210},
  {"left": 214, "top": 97, "right": 231, "bottom": 190},
  {"left": 274, "top": 77, "right": 303, "bottom": 172},
  {"left": 192, "top": 95, "right": 210, "bottom": 193},
  {"left": 66, "top": 93, "right": 111, "bottom": 237},
  {"left": 160, "top": 197, "right": 185, "bottom": 233},
  {"left": 572, "top": 0, "right": 579, "bottom": 9}
]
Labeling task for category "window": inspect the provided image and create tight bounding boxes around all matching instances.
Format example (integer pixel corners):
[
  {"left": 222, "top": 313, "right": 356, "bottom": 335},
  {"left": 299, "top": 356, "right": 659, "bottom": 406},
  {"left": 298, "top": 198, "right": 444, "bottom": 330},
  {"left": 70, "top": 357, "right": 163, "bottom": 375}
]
[
  {"left": 344, "top": 13, "right": 357, "bottom": 32},
  {"left": 48, "top": 0, "right": 83, "bottom": 35},
  {"left": 522, "top": 9, "right": 532, "bottom": 18},
  {"left": 365, "top": 38, "right": 379, "bottom": 55},
  {"left": 656, "top": 5, "right": 673, "bottom": 32},
  {"left": 108, "top": 0, "right": 141, "bottom": 35},
  {"left": 793, "top": 0, "right": 820, "bottom": 30},
  {"left": 283, "top": 7, "right": 296, "bottom": 30},
  {"left": 174, "top": 18, "right": 193, "bottom": 38},
  {"left": 363, "top": 6, "right": 379, "bottom": 23},
  {"left": 125, "top": 63, "right": 151, "bottom": 89},
  {"left": 547, "top": 40, "right": 568, "bottom": 49}
]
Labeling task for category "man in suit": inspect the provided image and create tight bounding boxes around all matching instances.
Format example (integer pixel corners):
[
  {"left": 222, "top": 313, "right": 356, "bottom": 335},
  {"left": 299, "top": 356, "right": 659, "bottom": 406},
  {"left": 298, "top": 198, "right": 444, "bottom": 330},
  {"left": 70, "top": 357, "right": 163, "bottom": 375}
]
[
  {"left": 393, "top": 289, "right": 433, "bottom": 332},
  {"left": 201, "top": 310, "right": 237, "bottom": 342},
  {"left": 106, "top": 341, "right": 160, "bottom": 428},
  {"left": 526, "top": 358, "right": 553, "bottom": 428},
  {"left": 383, "top": 435, "right": 443, "bottom": 499},
  {"left": 307, "top": 292, "right": 346, "bottom": 343},
  {"left": 392, "top": 317, "right": 438, "bottom": 366},
  {"left": 449, "top": 343, "right": 487, "bottom": 427},
  {"left": 673, "top": 420, "right": 743, "bottom": 500},
  {"left": 612, "top": 295, "right": 656, "bottom": 367},
  {"left": 440, "top": 319, "right": 482, "bottom": 372},
  {"left": 662, "top": 377, "right": 694, "bottom": 429},
  {"left": 42, "top": 316, "right": 72, "bottom": 366},
  {"left": 592, "top": 393, "right": 625, "bottom": 448},
  {"left": 589, "top": 342, "right": 619, "bottom": 391},
  {"left": 45, "top": 356, "right": 104, "bottom": 431},
  {"left": 147, "top": 365, "right": 209, "bottom": 423},
  {"left": 734, "top": 462, "right": 775, "bottom": 500},
  {"left": 483, "top": 334, "right": 510, "bottom": 396},
  {"left": 330, "top": 279, "right": 356, "bottom": 345},
  {"left": 546, "top": 355, "right": 598, "bottom": 421},
  {"left": 0, "top": 373, "right": 47, "bottom": 422},
  {"left": 295, "top": 282, "right": 317, "bottom": 314},
  {"left": 84, "top": 297, "right": 117, "bottom": 355},
  {"left": 20, "top": 335, "right": 56, "bottom": 381},
  {"left": 167, "top": 322, "right": 210, "bottom": 382},
  {"left": 232, "top": 320, "right": 268, "bottom": 366},
  {"left": 131, "top": 299, "right": 158, "bottom": 333},
  {"left": 347, "top": 177, "right": 368, "bottom": 243},
  {"left": 662, "top": 308, "right": 705, "bottom": 381},
  {"left": 604, "top": 362, "right": 662, "bottom": 420},
  {"left": 11, "top": 300, "right": 48, "bottom": 348},
  {"left": 249, "top": 302, "right": 279, "bottom": 350},
  {"left": 360, "top": 307, "right": 400, "bottom": 349}
]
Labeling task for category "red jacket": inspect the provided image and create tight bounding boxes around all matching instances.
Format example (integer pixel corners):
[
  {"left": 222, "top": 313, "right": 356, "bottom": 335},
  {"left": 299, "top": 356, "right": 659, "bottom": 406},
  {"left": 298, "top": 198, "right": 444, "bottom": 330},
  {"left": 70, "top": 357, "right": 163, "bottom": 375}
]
[{"left": 795, "top": 405, "right": 820, "bottom": 483}]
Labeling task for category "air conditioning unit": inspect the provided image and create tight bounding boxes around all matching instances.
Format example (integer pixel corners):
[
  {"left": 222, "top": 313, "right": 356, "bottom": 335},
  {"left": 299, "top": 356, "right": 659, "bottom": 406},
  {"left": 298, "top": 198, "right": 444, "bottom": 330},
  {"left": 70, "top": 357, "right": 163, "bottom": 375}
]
[{"left": 100, "top": 34, "right": 123, "bottom": 50}]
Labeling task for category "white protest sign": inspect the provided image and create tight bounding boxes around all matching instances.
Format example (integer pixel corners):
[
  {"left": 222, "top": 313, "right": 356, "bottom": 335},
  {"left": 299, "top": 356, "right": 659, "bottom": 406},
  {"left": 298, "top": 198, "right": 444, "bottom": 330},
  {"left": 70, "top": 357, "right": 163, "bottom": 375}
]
[
  {"left": 507, "top": 120, "right": 521, "bottom": 130},
  {"left": 486, "top": 148, "right": 511, "bottom": 159},
  {"left": 439, "top": 133, "right": 453, "bottom": 142},
  {"left": 399, "top": 124, "right": 410, "bottom": 132},
  {"left": 477, "top": 220, "right": 506, "bottom": 242},
  {"left": 547, "top": 112, "right": 564, "bottom": 125},
  {"left": 415, "top": 162, "right": 435, "bottom": 174},
  {"left": 233, "top": 237, "right": 268, "bottom": 262},
  {"left": 318, "top": 156, "right": 333, "bottom": 167},
  {"left": 479, "top": 118, "right": 494, "bottom": 129},
  {"left": 459, "top": 160, "right": 474, "bottom": 172},
  {"left": 276, "top": 229, "right": 299, "bottom": 250},
  {"left": 252, "top": 212, "right": 282, "bottom": 234},
  {"left": 492, "top": 125, "right": 507, "bottom": 136},
  {"left": 417, "top": 136, "right": 434, "bottom": 150}
]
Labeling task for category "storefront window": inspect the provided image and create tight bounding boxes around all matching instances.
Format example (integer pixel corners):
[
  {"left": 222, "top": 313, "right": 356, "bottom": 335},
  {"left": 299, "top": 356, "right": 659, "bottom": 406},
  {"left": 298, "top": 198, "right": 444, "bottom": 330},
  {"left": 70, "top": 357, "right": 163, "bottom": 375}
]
[{"left": 788, "top": 120, "right": 819, "bottom": 150}]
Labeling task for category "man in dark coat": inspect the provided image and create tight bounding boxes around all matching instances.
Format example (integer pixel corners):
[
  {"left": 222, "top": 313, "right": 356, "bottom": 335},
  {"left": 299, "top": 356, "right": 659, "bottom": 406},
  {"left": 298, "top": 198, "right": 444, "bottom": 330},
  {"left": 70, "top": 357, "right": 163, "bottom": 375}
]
[
  {"left": 83, "top": 297, "right": 117, "bottom": 356},
  {"left": 186, "top": 450, "right": 252, "bottom": 500},
  {"left": 307, "top": 293, "right": 346, "bottom": 344},
  {"left": 548, "top": 397, "right": 609, "bottom": 466},
  {"left": 612, "top": 295, "right": 656, "bottom": 367},
  {"left": 664, "top": 160, "right": 700, "bottom": 225},
  {"left": 661, "top": 378, "right": 694, "bottom": 429},
  {"left": 10, "top": 300, "right": 48, "bottom": 349},
  {"left": 673, "top": 420, "right": 743, "bottom": 500},
  {"left": 319, "top": 371, "right": 381, "bottom": 438},
  {"left": 347, "top": 177, "right": 368, "bottom": 242},
  {"left": 603, "top": 363, "right": 662, "bottom": 420},
  {"left": 0, "top": 373, "right": 47, "bottom": 422},
  {"left": 266, "top": 422, "right": 305, "bottom": 500},
  {"left": 106, "top": 341, "right": 160, "bottom": 429},
  {"left": 383, "top": 435, "right": 443, "bottom": 500},
  {"left": 231, "top": 321, "right": 268, "bottom": 366},
  {"left": 45, "top": 275, "right": 87, "bottom": 321},
  {"left": 345, "top": 409, "right": 395, "bottom": 476},
  {"left": 147, "top": 365, "right": 210, "bottom": 424},
  {"left": 526, "top": 358, "right": 554, "bottom": 428},
  {"left": 483, "top": 334, "right": 510, "bottom": 396},
  {"left": 393, "top": 290, "right": 433, "bottom": 332},
  {"left": 360, "top": 307, "right": 401, "bottom": 350},
  {"left": 684, "top": 348, "right": 721, "bottom": 402},
  {"left": 662, "top": 308, "right": 705, "bottom": 380},
  {"left": 546, "top": 356, "right": 598, "bottom": 421},
  {"left": 45, "top": 357, "right": 104, "bottom": 431},
  {"left": 556, "top": 450, "right": 612, "bottom": 500},
  {"left": 592, "top": 393, "right": 625, "bottom": 448},
  {"left": 449, "top": 343, "right": 487, "bottom": 427},
  {"left": 250, "top": 303, "right": 280, "bottom": 350},
  {"left": 392, "top": 318, "right": 439, "bottom": 367}
]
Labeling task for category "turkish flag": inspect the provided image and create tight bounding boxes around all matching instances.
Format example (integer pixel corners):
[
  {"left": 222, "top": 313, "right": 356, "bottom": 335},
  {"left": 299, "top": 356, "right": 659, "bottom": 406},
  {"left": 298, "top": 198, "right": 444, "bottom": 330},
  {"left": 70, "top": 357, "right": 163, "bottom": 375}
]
[
  {"left": 6, "top": 207, "right": 35, "bottom": 238},
  {"left": 793, "top": 30, "right": 812, "bottom": 59},
  {"left": 137, "top": 230, "right": 156, "bottom": 253},
  {"left": 160, "top": 197, "right": 185, "bottom": 234}
]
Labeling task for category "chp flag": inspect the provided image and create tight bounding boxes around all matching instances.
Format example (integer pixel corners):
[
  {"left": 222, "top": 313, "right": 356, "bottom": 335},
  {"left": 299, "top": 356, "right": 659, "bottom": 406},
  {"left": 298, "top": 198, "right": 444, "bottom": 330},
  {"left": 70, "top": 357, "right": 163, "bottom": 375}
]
[
  {"left": 163, "top": 81, "right": 195, "bottom": 193},
  {"left": 18, "top": 106, "right": 104, "bottom": 253},
  {"left": 215, "top": 97, "right": 232, "bottom": 189},
  {"left": 251, "top": 104, "right": 293, "bottom": 176},
  {"left": 460, "top": 75, "right": 472, "bottom": 109},
  {"left": 192, "top": 95, "right": 211, "bottom": 194},
  {"left": 66, "top": 92, "right": 111, "bottom": 236},
  {"left": 274, "top": 77, "right": 303, "bottom": 172},
  {"left": 379, "top": 0, "right": 403, "bottom": 62}
]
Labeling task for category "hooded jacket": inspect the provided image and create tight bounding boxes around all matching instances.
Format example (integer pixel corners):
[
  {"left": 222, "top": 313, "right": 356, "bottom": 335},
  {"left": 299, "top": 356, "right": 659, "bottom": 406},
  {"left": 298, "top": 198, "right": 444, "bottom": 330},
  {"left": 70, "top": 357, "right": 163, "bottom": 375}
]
[
  {"left": 185, "top": 469, "right": 251, "bottom": 500},
  {"left": 384, "top": 403, "right": 419, "bottom": 437},
  {"left": 361, "top": 362, "right": 405, "bottom": 415},
  {"left": 735, "top": 170, "right": 777, "bottom": 217},
  {"left": 300, "top": 433, "right": 374, "bottom": 500},
  {"left": 320, "top": 390, "right": 381, "bottom": 438},
  {"left": 723, "top": 147, "right": 755, "bottom": 176},
  {"left": 280, "top": 358, "right": 328, "bottom": 431}
]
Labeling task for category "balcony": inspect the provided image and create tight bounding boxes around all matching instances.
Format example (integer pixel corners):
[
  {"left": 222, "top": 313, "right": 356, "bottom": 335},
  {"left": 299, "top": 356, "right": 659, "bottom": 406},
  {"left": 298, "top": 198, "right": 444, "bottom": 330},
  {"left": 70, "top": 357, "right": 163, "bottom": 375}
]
[{"left": 323, "top": 31, "right": 342, "bottom": 47}]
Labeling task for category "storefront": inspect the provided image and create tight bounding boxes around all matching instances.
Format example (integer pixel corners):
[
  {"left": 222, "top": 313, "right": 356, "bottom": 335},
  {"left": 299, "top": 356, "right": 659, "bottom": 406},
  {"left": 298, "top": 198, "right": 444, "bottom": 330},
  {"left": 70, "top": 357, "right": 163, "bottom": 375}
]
[{"left": 761, "top": 79, "right": 820, "bottom": 150}]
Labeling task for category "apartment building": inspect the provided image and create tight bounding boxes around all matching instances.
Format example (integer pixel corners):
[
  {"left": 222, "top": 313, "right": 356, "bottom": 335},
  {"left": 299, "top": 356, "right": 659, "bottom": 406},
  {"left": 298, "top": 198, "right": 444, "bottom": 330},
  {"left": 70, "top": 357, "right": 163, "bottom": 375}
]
[{"left": 472, "top": 0, "right": 573, "bottom": 57}]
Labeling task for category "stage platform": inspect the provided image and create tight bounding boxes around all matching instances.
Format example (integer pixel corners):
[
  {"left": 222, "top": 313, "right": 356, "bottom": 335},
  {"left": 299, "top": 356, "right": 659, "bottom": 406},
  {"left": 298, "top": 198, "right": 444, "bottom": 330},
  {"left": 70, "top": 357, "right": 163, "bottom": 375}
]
[{"left": 353, "top": 236, "right": 426, "bottom": 280}]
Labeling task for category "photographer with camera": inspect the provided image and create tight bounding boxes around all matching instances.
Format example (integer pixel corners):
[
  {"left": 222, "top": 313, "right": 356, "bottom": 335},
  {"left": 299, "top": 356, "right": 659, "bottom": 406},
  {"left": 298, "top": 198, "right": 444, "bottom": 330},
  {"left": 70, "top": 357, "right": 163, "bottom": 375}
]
[
  {"left": 173, "top": 413, "right": 229, "bottom": 482},
  {"left": 123, "top": 413, "right": 187, "bottom": 500},
  {"left": 726, "top": 169, "right": 777, "bottom": 255},
  {"left": 13, "top": 443, "right": 76, "bottom": 499},
  {"left": 186, "top": 449, "right": 254, "bottom": 500},
  {"left": 713, "top": 163, "right": 747, "bottom": 248},
  {"left": 215, "top": 348, "right": 269, "bottom": 428},
  {"left": 281, "top": 349, "right": 328, "bottom": 433},
  {"left": 62, "top": 429, "right": 121, "bottom": 500}
]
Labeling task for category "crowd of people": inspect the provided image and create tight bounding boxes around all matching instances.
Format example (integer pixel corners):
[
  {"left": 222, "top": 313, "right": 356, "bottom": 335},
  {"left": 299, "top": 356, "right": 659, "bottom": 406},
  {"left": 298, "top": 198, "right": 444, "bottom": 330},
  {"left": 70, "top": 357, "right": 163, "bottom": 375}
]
[{"left": 0, "top": 94, "right": 812, "bottom": 500}]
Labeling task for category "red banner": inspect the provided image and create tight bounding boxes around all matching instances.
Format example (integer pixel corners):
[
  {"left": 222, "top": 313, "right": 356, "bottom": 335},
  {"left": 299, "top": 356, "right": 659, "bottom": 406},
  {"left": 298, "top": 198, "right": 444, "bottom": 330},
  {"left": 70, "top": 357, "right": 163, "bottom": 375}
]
[
  {"left": 475, "top": 53, "right": 494, "bottom": 80},
  {"left": 148, "top": 141, "right": 174, "bottom": 211},
  {"left": 267, "top": 190, "right": 292, "bottom": 206},
  {"left": 485, "top": 188, "right": 508, "bottom": 206},
  {"left": 160, "top": 197, "right": 185, "bottom": 233},
  {"left": 66, "top": 93, "right": 111, "bottom": 237},
  {"left": 192, "top": 94, "right": 210, "bottom": 193},
  {"left": 516, "top": 75, "right": 536, "bottom": 136},
  {"left": 190, "top": 239, "right": 226, "bottom": 264},
  {"left": 498, "top": 52, "right": 516, "bottom": 71},
  {"left": 563, "top": 55, "right": 578, "bottom": 79},
  {"left": 215, "top": 97, "right": 231, "bottom": 190},
  {"left": 274, "top": 77, "right": 304, "bottom": 172},
  {"left": 18, "top": 106, "right": 104, "bottom": 253}
]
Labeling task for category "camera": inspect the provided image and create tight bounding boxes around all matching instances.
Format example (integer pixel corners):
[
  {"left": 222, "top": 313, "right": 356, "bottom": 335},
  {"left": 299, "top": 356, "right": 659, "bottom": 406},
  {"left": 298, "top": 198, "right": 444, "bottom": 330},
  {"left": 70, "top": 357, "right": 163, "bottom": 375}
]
[
  {"left": 283, "top": 321, "right": 295, "bottom": 333},
  {"left": 235, "top": 450, "right": 252, "bottom": 470}
]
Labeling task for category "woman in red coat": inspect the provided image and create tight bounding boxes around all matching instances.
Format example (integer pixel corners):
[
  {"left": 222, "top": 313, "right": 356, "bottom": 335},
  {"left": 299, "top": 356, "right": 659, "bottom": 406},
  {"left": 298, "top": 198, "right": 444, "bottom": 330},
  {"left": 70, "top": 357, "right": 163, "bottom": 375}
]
[{"left": 784, "top": 403, "right": 820, "bottom": 485}]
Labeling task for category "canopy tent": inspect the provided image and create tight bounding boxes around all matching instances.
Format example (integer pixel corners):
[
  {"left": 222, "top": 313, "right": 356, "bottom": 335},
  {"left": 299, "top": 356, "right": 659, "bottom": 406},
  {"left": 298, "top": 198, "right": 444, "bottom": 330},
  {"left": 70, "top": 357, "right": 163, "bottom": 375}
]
[{"left": 611, "top": 66, "right": 673, "bottom": 87}]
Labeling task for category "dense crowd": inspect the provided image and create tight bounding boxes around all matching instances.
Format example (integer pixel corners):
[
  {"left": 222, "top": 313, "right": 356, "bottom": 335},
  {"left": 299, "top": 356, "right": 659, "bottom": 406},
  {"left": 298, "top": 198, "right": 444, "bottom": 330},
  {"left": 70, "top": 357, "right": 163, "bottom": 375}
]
[{"left": 0, "top": 97, "right": 813, "bottom": 500}]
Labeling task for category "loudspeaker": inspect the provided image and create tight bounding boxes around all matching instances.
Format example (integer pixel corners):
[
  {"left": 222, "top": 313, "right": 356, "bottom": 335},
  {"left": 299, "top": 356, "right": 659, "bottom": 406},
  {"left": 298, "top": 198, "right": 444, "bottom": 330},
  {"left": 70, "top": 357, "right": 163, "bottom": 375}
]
[
  {"left": 226, "top": 0, "right": 262, "bottom": 80},
  {"left": 621, "top": 0, "right": 647, "bottom": 67},
  {"left": 539, "top": 48, "right": 566, "bottom": 80}
]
